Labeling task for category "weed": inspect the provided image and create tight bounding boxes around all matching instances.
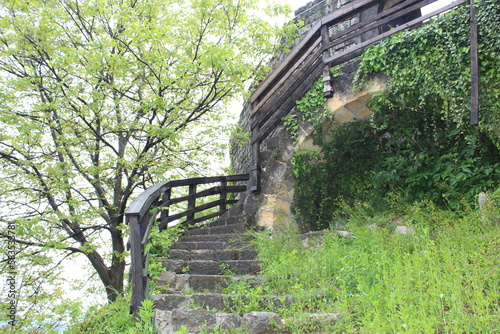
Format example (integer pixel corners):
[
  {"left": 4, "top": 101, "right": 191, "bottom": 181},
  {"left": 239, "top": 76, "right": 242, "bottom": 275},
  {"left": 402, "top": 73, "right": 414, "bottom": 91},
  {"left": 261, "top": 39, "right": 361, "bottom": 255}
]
[
  {"left": 249, "top": 203, "right": 500, "bottom": 333},
  {"left": 220, "top": 263, "right": 236, "bottom": 276}
]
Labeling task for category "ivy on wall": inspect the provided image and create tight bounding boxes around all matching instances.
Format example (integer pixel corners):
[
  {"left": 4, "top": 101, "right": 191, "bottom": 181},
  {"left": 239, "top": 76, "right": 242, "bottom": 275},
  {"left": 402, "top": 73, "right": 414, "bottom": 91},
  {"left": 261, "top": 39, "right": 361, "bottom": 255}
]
[{"left": 291, "top": 0, "right": 500, "bottom": 230}]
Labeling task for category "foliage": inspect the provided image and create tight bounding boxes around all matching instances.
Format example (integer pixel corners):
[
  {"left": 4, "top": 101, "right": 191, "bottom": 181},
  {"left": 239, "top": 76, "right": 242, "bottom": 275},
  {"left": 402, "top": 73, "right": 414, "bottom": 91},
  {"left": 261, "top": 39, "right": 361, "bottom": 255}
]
[
  {"left": 249, "top": 204, "right": 500, "bottom": 333},
  {"left": 65, "top": 296, "right": 133, "bottom": 334},
  {"left": 223, "top": 280, "right": 275, "bottom": 316},
  {"left": 0, "top": 0, "right": 295, "bottom": 327},
  {"left": 291, "top": 0, "right": 500, "bottom": 229},
  {"left": 357, "top": 0, "right": 500, "bottom": 148},
  {"left": 292, "top": 121, "right": 381, "bottom": 230},
  {"left": 65, "top": 295, "right": 155, "bottom": 334},
  {"left": 295, "top": 78, "right": 326, "bottom": 126},
  {"left": 283, "top": 69, "right": 336, "bottom": 142},
  {"left": 479, "top": 186, "right": 500, "bottom": 225},
  {"left": 145, "top": 224, "right": 184, "bottom": 294}
]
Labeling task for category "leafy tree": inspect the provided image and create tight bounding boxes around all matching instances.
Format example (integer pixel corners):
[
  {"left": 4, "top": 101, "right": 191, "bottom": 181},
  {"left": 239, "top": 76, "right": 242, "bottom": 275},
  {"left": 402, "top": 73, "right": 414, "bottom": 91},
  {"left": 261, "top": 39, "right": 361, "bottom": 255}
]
[{"left": 0, "top": 0, "right": 293, "bottom": 327}]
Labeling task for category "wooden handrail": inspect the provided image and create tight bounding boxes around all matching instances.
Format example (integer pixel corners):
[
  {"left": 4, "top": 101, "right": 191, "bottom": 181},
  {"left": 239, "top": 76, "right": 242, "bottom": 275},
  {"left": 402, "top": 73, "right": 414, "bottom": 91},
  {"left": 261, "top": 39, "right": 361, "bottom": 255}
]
[
  {"left": 248, "top": 0, "right": 470, "bottom": 193},
  {"left": 126, "top": 174, "right": 249, "bottom": 317}
]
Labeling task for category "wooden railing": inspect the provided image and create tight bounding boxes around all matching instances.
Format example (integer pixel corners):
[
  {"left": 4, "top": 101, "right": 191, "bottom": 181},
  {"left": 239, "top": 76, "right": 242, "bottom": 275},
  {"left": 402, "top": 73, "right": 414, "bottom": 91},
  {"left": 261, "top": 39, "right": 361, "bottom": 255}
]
[
  {"left": 248, "top": 0, "right": 474, "bottom": 192},
  {"left": 125, "top": 174, "right": 249, "bottom": 316}
]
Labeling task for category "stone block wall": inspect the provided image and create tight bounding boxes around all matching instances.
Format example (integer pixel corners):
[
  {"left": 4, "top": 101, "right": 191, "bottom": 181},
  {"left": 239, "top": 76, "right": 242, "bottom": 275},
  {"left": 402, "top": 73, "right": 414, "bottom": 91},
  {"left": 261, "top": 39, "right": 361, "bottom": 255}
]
[{"left": 231, "top": 0, "right": 388, "bottom": 231}]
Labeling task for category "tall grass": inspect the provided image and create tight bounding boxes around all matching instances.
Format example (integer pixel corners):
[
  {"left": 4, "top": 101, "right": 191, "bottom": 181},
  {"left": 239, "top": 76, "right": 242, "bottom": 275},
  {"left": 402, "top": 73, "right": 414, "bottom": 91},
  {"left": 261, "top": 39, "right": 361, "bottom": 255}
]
[{"left": 250, "top": 205, "right": 500, "bottom": 333}]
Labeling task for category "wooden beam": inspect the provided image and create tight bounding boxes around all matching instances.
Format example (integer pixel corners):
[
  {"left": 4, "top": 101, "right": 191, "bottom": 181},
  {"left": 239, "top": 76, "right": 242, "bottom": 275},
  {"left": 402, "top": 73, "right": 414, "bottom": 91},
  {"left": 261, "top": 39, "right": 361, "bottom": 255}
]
[
  {"left": 323, "top": 0, "right": 468, "bottom": 65},
  {"left": 255, "top": 59, "right": 323, "bottom": 143},
  {"left": 323, "top": 0, "right": 431, "bottom": 51},
  {"left": 251, "top": 44, "right": 323, "bottom": 132},
  {"left": 320, "top": 0, "right": 384, "bottom": 27},
  {"left": 250, "top": 37, "right": 322, "bottom": 118}
]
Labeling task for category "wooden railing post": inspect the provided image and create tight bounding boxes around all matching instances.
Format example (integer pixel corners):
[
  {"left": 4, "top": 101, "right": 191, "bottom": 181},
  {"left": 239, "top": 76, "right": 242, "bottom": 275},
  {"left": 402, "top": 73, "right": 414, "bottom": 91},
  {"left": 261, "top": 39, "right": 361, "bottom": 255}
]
[
  {"left": 250, "top": 140, "right": 261, "bottom": 193},
  {"left": 128, "top": 214, "right": 144, "bottom": 318},
  {"left": 187, "top": 184, "right": 196, "bottom": 221},
  {"left": 249, "top": 106, "right": 262, "bottom": 193},
  {"left": 470, "top": 0, "right": 479, "bottom": 125},
  {"left": 321, "top": 25, "right": 334, "bottom": 98},
  {"left": 220, "top": 180, "right": 227, "bottom": 212},
  {"left": 160, "top": 188, "right": 171, "bottom": 223}
]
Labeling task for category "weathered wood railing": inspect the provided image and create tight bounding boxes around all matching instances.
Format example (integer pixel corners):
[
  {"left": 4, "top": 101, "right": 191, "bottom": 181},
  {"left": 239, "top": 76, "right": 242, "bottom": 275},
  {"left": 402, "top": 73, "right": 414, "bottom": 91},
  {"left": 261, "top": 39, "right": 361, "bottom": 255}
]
[
  {"left": 248, "top": 0, "right": 474, "bottom": 192},
  {"left": 126, "top": 174, "right": 249, "bottom": 316}
]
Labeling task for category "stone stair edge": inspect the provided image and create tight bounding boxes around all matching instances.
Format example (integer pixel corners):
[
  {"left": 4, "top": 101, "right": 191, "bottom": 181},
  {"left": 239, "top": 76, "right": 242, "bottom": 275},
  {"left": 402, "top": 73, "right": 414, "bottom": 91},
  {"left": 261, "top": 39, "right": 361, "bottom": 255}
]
[
  {"left": 152, "top": 292, "right": 294, "bottom": 313},
  {"left": 155, "top": 271, "right": 264, "bottom": 294},
  {"left": 157, "top": 258, "right": 260, "bottom": 275},
  {"left": 155, "top": 308, "right": 340, "bottom": 334}
]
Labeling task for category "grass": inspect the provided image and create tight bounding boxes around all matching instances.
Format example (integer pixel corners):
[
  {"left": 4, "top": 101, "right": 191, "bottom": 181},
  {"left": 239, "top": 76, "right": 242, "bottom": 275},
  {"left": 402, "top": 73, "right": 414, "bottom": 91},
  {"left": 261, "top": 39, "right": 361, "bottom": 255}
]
[
  {"left": 64, "top": 295, "right": 155, "bottom": 334},
  {"left": 231, "top": 203, "right": 500, "bottom": 333}
]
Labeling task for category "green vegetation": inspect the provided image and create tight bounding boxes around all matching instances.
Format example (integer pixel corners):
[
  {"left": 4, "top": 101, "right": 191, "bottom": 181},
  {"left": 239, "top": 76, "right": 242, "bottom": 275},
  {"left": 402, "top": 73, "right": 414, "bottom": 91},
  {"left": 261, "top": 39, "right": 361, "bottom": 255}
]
[
  {"left": 230, "top": 201, "right": 500, "bottom": 333},
  {"left": 291, "top": 0, "right": 500, "bottom": 230},
  {"left": 67, "top": 200, "right": 500, "bottom": 333},
  {"left": 247, "top": 3, "right": 500, "bottom": 330},
  {"left": 65, "top": 295, "right": 155, "bottom": 334}
]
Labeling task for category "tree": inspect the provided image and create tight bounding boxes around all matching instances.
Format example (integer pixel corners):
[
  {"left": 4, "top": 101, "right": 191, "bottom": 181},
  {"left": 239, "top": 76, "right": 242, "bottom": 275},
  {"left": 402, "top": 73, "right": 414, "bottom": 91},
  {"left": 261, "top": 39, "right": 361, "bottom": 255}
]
[{"left": 0, "top": 0, "right": 293, "bottom": 322}]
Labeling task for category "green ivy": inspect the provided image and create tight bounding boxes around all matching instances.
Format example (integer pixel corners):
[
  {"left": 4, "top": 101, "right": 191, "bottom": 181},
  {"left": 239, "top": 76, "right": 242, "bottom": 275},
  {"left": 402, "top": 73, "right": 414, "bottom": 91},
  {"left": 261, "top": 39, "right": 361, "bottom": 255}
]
[
  {"left": 283, "top": 68, "right": 340, "bottom": 143},
  {"left": 295, "top": 78, "right": 326, "bottom": 124},
  {"left": 291, "top": 0, "right": 500, "bottom": 230},
  {"left": 292, "top": 121, "right": 381, "bottom": 230}
]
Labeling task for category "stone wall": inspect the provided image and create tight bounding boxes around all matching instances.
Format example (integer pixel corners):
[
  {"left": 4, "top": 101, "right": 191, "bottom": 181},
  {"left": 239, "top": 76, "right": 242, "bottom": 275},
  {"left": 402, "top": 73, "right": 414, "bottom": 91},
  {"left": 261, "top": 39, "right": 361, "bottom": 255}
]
[
  {"left": 230, "top": 0, "right": 353, "bottom": 177},
  {"left": 231, "top": 0, "right": 387, "bottom": 231}
]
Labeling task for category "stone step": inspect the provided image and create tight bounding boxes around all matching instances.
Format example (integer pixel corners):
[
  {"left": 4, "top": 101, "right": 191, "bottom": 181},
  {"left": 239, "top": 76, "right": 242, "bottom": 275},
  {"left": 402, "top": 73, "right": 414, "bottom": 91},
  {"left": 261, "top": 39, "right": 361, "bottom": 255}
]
[
  {"left": 155, "top": 272, "right": 264, "bottom": 294},
  {"left": 170, "top": 241, "right": 228, "bottom": 251},
  {"left": 201, "top": 260, "right": 259, "bottom": 275},
  {"left": 152, "top": 293, "right": 293, "bottom": 312},
  {"left": 158, "top": 259, "right": 260, "bottom": 275},
  {"left": 155, "top": 309, "right": 284, "bottom": 334},
  {"left": 167, "top": 248, "right": 257, "bottom": 262},
  {"left": 155, "top": 308, "right": 340, "bottom": 334},
  {"left": 170, "top": 238, "right": 251, "bottom": 251},
  {"left": 177, "top": 233, "right": 243, "bottom": 243},
  {"left": 184, "top": 222, "right": 247, "bottom": 236},
  {"left": 186, "top": 214, "right": 245, "bottom": 231},
  {"left": 205, "top": 214, "right": 246, "bottom": 227}
]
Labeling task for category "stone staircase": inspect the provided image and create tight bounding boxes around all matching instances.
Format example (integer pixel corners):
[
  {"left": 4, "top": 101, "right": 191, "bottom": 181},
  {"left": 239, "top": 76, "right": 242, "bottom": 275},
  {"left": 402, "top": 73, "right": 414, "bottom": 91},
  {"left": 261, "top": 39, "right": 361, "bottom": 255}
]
[{"left": 152, "top": 204, "right": 290, "bottom": 334}]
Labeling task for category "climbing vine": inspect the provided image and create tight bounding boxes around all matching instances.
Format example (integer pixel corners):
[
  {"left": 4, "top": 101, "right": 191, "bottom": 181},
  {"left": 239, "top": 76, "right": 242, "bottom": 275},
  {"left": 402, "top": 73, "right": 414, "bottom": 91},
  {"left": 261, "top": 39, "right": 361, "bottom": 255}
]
[
  {"left": 291, "top": 0, "right": 500, "bottom": 230},
  {"left": 283, "top": 68, "right": 341, "bottom": 142}
]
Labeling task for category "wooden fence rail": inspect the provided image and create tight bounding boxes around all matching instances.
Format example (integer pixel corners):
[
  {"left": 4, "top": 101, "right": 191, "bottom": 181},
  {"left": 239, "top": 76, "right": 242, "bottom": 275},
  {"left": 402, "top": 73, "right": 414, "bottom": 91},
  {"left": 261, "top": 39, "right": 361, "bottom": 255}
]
[{"left": 126, "top": 174, "right": 249, "bottom": 316}]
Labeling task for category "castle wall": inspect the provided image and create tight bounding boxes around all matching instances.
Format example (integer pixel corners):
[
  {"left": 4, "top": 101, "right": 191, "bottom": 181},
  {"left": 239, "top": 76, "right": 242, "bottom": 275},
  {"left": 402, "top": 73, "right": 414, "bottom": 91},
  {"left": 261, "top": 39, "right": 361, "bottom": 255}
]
[{"left": 231, "top": 0, "right": 388, "bottom": 231}]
